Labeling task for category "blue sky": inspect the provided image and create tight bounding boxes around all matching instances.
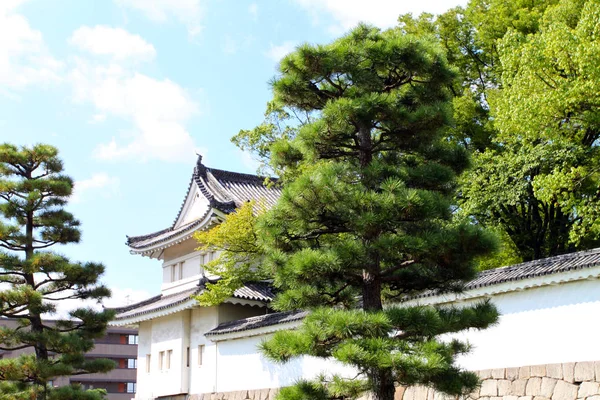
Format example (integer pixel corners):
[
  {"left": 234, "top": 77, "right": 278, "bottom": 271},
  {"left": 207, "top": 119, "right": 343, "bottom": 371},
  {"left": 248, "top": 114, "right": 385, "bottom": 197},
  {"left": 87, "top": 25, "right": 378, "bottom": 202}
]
[{"left": 0, "top": 0, "right": 466, "bottom": 307}]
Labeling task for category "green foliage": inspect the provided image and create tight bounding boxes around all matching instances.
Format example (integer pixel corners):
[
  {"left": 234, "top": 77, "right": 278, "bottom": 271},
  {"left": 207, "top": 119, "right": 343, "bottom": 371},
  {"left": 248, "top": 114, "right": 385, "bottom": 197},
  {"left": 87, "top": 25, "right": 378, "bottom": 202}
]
[
  {"left": 459, "top": 0, "right": 600, "bottom": 260},
  {"left": 0, "top": 144, "right": 114, "bottom": 399},
  {"left": 225, "top": 25, "right": 499, "bottom": 400},
  {"left": 401, "top": 0, "right": 600, "bottom": 261},
  {"left": 194, "top": 201, "right": 268, "bottom": 305}
]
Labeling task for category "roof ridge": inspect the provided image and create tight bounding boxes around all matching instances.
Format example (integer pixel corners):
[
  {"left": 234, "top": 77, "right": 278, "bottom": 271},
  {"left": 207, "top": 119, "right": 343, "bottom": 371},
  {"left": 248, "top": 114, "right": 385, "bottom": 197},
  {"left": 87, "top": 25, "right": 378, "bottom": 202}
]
[
  {"left": 208, "top": 167, "right": 278, "bottom": 183},
  {"left": 478, "top": 246, "right": 600, "bottom": 276}
]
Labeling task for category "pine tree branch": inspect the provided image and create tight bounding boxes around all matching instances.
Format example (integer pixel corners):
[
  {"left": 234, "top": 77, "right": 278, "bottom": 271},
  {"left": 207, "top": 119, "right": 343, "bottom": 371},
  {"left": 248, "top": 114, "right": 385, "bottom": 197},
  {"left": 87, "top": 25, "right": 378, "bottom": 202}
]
[{"left": 380, "top": 260, "right": 416, "bottom": 280}]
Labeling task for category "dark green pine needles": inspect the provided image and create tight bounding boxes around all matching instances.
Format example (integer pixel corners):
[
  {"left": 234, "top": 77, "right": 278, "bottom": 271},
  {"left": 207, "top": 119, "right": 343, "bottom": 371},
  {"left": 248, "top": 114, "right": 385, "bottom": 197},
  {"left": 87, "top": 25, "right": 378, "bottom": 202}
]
[
  {"left": 231, "top": 25, "right": 500, "bottom": 400},
  {"left": 0, "top": 144, "right": 114, "bottom": 400}
]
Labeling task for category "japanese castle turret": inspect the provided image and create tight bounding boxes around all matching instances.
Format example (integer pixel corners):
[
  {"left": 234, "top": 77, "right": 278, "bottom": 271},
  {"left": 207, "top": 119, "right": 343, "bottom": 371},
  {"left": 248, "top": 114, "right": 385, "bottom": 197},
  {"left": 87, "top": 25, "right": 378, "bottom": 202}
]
[{"left": 111, "top": 156, "right": 600, "bottom": 400}]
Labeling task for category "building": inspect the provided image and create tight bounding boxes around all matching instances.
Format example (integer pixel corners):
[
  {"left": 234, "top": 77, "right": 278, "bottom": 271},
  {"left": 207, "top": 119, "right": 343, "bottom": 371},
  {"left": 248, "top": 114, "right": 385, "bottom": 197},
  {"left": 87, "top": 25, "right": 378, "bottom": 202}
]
[
  {"left": 0, "top": 319, "right": 138, "bottom": 400},
  {"left": 111, "top": 156, "right": 600, "bottom": 400}
]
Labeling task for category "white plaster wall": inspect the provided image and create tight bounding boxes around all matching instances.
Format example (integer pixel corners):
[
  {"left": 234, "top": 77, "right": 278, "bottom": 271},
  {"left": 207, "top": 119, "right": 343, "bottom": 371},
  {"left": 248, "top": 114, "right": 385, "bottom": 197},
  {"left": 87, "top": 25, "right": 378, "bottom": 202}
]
[
  {"left": 183, "top": 255, "right": 203, "bottom": 278},
  {"left": 137, "top": 313, "right": 189, "bottom": 399},
  {"left": 214, "top": 334, "right": 354, "bottom": 392},
  {"left": 189, "top": 306, "right": 220, "bottom": 395},
  {"left": 450, "top": 279, "right": 600, "bottom": 370},
  {"left": 180, "top": 187, "right": 210, "bottom": 226},
  {"left": 136, "top": 321, "right": 153, "bottom": 400}
]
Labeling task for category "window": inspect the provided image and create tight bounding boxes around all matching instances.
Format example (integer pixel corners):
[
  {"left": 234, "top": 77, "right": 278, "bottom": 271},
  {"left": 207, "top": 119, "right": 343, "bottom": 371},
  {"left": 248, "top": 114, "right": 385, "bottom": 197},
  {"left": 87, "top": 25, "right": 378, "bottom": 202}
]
[
  {"left": 127, "top": 382, "right": 136, "bottom": 393},
  {"left": 127, "top": 358, "right": 137, "bottom": 369},
  {"left": 186, "top": 346, "right": 190, "bottom": 367},
  {"left": 198, "top": 344, "right": 204, "bottom": 366},
  {"left": 127, "top": 334, "right": 138, "bottom": 345},
  {"left": 159, "top": 351, "right": 164, "bottom": 370},
  {"left": 171, "top": 262, "right": 183, "bottom": 281},
  {"left": 166, "top": 349, "right": 172, "bottom": 370},
  {"left": 146, "top": 354, "right": 151, "bottom": 373}
]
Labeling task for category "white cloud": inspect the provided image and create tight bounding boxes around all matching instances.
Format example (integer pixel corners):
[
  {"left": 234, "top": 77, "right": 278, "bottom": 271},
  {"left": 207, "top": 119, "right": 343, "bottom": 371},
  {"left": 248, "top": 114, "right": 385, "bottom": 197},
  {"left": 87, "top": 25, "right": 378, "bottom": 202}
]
[
  {"left": 115, "top": 0, "right": 204, "bottom": 37},
  {"left": 265, "top": 41, "right": 297, "bottom": 62},
  {"left": 248, "top": 3, "right": 258, "bottom": 20},
  {"left": 0, "top": 0, "right": 62, "bottom": 92},
  {"left": 71, "top": 172, "right": 120, "bottom": 203},
  {"left": 69, "top": 56, "right": 200, "bottom": 163},
  {"left": 294, "top": 0, "right": 467, "bottom": 33},
  {"left": 69, "top": 25, "right": 156, "bottom": 62}
]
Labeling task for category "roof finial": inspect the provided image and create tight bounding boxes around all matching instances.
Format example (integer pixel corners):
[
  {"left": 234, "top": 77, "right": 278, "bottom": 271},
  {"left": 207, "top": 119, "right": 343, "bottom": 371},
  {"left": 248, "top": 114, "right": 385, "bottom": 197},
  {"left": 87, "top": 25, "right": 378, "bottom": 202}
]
[{"left": 196, "top": 152, "right": 203, "bottom": 167}]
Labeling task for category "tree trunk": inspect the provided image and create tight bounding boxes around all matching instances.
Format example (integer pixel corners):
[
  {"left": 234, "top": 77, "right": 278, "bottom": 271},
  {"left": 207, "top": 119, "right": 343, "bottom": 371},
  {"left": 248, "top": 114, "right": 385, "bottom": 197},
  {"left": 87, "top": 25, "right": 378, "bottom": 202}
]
[
  {"left": 26, "top": 209, "right": 48, "bottom": 400},
  {"left": 370, "top": 368, "right": 397, "bottom": 400}
]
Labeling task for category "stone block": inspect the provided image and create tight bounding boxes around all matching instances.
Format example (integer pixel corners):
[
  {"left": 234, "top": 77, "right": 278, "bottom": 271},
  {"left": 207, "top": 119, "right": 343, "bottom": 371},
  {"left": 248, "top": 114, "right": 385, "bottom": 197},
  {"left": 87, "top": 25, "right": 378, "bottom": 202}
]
[
  {"left": 563, "top": 363, "right": 576, "bottom": 384},
  {"left": 491, "top": 397, "right": 503, "bottom": 400},
  {"left": 507, "top": 368, "right": 520, "bottom": 381},
  {"left": 595, "top": 362, "right": 600, "bottom": 382},
  {"left": 512, "top": 379, "right": 529, "bottom": 396},
  {"left": 479, "top": 370, "right": 493, "bottom": 379},
  {"left": 414, "top": 385, "right": 429, "bottom": 400},
  {"left": 541, "top": 378, "right": 558, "bottom": 398},
  {"left": 575, "top": 362, "right": 595, "bottom": 382},
  {"left": 395, "top": 386, "right": 406, "bottom": 400},
  {"left": 505, "top": 396, "right": 519, "bottom": 400},
  {"left": 481, "top": 380, "right": 498, "bottom": 397},
  {"left": 269, "top": 389, "right": 279, "bottom": 400},
  {"left": 578, "top": 382, "right": 600, "bottom": 398},
  {"left": 527, "top": 378, "right": 543, "bottom": 396},
  {"left": 492, "top": 369, "right": 506, "bottom": 379},
  {"left": 588, "top": 396, "right": 600, "bottom": 400},
  {"left": 533, "top": 397, "right": 550, "bottom": 400},
  {"left": 498, "top": 380, "right": 512, "bottom": 396},
  {"left": 547, "top": 364, "right": 563, "bottom": 380},
  {"left": 552, "top": 381, "right": 578, "bottom": 400},
  {"left": 247, "top": 391, "right": 256, "bottom": 400},
  {"left": 518, "top": 396, "right": 533, "bottom": 400},
  {"left": 520, "top": 367, "right": 532, "bottom": 380},
  {"left": 260, "top": 389, "right": 270, "bottom": 400},
  {"left": 478, "top": 397, "right": 490, "bottom": 400},
  {"left": 468, "top": 387, "right": 480, "bottom": 400},
  {"left": 531, "top": 365, "right": 547, "bottom": 378},
  {"left": 405, "top": 386, "right": 416, "bottom": 400}
]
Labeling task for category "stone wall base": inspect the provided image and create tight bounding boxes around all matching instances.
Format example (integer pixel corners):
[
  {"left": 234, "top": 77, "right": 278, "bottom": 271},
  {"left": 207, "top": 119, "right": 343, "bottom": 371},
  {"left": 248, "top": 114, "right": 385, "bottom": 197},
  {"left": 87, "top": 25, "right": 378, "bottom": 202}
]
[{"left": 186, "top": 361, "right": 600, "bottom": 400}]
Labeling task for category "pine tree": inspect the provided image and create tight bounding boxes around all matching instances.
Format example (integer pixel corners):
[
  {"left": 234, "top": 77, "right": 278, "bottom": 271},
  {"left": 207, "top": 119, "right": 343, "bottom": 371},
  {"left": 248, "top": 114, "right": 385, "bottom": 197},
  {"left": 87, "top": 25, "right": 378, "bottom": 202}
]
[
  {"left": 0, "top": 144, "right": 115, "bottom": 400},
  {"left": 223, "top": 25, "right": 500, "bottom": 400}
]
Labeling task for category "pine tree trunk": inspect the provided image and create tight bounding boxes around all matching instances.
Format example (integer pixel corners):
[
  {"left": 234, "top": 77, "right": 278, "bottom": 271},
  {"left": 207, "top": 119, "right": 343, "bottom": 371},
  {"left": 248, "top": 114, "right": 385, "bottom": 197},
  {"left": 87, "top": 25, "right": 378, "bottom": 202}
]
[
  {"left": 370, "top": 368, "right": 397, "bottom": 400},
  {"left": 26, "top": 209, "right": 48, "bottom": 400}
]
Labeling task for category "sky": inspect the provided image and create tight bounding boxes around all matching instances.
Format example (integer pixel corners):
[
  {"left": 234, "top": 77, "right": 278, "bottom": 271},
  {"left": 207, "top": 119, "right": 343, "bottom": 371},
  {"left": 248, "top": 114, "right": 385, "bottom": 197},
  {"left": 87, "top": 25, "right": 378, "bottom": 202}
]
[{"left": 0, "top": 0, "right": 467, "bottom": 309}]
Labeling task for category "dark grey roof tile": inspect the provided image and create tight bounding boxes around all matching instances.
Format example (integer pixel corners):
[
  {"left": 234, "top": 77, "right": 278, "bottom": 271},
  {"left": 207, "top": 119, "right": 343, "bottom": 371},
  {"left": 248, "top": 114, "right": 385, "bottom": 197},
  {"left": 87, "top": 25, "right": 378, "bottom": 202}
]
[{"left": 206, "top": 310, "right": 308, "bottom": 336}]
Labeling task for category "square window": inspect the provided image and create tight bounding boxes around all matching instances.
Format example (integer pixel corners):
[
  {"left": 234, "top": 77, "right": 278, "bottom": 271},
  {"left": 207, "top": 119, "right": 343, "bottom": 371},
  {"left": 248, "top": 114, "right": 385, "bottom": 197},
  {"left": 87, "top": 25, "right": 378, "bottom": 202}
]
[
  {"left": 127, "top": 382, "right": 136, "bottom": 393},
  {"left": 146, "top": 354, "right": 151, "bottom": 373}
]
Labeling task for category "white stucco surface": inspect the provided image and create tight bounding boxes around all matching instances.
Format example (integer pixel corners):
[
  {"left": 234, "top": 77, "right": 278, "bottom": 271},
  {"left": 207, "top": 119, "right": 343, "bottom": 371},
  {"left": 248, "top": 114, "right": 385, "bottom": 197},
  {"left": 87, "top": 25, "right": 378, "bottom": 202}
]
[
  {"left": 450, "top": 278, "right": 600, "bottom": 370},
  {"left": 214, "top": 334, "right": 354, "bottom": 392}
]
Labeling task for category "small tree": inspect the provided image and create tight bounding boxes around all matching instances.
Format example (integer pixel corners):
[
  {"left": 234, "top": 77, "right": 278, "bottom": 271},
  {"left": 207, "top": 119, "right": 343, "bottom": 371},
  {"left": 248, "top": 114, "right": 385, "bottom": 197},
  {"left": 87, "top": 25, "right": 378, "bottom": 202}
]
[
  {"left": 0, "top": 144, "right": 114, "bottom": 400},
  {"left": 206, "top": 26, "right": 499, "bottom": 400}
]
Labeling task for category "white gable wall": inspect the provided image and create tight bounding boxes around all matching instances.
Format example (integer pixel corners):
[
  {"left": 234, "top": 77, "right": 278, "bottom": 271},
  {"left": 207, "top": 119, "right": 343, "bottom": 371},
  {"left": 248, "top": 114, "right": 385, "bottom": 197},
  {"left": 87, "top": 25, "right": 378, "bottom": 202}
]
[{"left": 175, "top": 184, "right": 211, "bottom": 228}]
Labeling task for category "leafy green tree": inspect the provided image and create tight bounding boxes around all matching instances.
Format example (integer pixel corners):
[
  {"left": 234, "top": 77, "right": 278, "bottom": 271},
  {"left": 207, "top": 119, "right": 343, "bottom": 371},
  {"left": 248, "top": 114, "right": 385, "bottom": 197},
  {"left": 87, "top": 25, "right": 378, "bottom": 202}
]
[
  {"left": 459, "top": 0, "right": 600, "bottom": 260},
  {"left": 399, "top": 0, "right": 600, "bottom": 262},
  {"left": 205, "top": 25, "right": 499, "bottom": 400},
  {"left": 0, "top": 144, "right": 115, "bottom": 400}
]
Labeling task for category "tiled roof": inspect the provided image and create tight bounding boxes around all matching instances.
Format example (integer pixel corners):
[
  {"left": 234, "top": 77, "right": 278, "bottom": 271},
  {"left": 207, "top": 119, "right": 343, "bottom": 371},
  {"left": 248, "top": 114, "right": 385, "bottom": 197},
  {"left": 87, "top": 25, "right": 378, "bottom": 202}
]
[
  {"left": 206, "top": 310, "right": 308, "bottom": 336},
  {"left": 412, "top": 247, "right": 600, "bottom": 300},
  {"left": 126, "top": 156, "right": 281, "bottom": 250},
  {"left": 112, "top": 281, "right": 275, "bottom": 321},
  {"left": 208, "top": 248, "right": 600, "bottom": 335},
  {"left": 233, "top": 282, "right": 275, "bottom": 302},
  {"left": 112, "top": 287, "right": 199, "bottom": 320}
]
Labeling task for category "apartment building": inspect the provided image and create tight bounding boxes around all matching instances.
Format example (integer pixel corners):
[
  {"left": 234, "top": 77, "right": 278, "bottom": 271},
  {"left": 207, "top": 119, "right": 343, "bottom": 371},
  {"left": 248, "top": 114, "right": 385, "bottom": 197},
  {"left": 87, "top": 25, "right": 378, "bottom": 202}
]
[{"left": 0, "top": 319, "right": 138, "bottom": 400}]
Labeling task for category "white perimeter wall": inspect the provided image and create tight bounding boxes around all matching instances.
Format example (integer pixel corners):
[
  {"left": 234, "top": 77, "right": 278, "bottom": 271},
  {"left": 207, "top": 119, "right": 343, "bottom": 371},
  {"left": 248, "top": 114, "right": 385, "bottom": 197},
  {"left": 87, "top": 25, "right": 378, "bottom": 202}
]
[
  {"left": 213, "top": 333, "right": 354, "bottom": 392},
  {"left": 448, "top": 278, "right": 600, "bottom": 370}
]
